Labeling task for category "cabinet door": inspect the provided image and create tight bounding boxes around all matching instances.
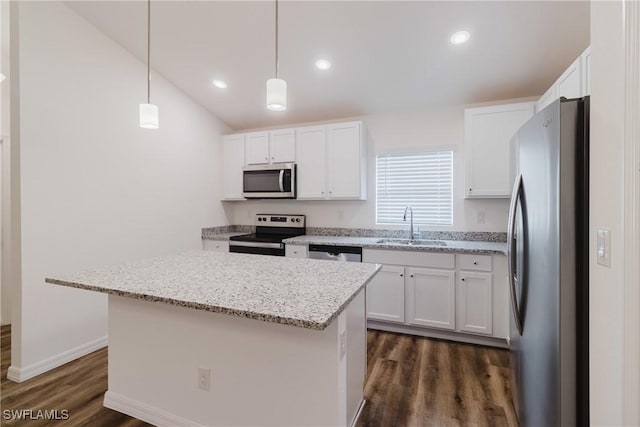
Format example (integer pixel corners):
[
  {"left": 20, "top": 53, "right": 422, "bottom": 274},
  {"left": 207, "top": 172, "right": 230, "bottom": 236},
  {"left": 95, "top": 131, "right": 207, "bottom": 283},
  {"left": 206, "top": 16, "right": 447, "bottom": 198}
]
[
  {"left": 556, "top": 56, "right": 582, "bottom": 100},
  {"left": 406, "top": 268, "right": 455, "bottom": 330},
  {"left": 327, "top": 122, "right": 365, "bottom": 200},
  {"left": 285, "top": 244, "right": 307, "bottom": 258},
  {"left": 222, "top": 134, "right": 245, "bottom": 200},
  {"left": 202, "top": 240, "right": 229, "bottom": 253},
  {"left": 581, "top": 46, "right": 591, "bottom": 96},
  {"left": 296, "top": 126, "right": 327, "bottom": 199},
  {"left": 366, "top": 265, "right": 405, "bottom": 323},
  {"left": 457, "top": 271, "right": 493, "bottom": 335},
  {"left": 536, "top": 85, "right": 557, "bottom": 112},
  {"left": 270, "top": 129, "right": 296, "bottom": 163},
  {"left": 245, "top": 132, "right": 270, "bottom": 165},
  {"left": 464, "top": 102, "right": 535, "bottom": 198}
]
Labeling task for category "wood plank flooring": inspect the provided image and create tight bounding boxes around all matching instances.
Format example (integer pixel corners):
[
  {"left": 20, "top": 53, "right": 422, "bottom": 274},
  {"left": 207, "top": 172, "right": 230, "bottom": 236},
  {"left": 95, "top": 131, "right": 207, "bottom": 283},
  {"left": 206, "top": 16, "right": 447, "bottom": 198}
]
[{"left": 1, "top": 325, "right": 516, "bottom": 426}]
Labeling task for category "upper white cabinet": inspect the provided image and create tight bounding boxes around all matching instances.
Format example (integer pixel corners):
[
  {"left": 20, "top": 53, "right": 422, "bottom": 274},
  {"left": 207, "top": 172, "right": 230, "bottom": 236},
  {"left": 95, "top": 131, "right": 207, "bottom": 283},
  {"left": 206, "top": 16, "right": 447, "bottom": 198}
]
[
  {"left": 245, "top": 130, "right": 295, "bottom": 165},
  {"left": 464, "top": 102, "right": 535, "bottom": 198},
  {"left": 245, "top": 132, "right": 270, "bottom": 165},
  {"left": 222, "top": 134, "right": 245, "bottom": 200},
  {"left": 536, "top": 46, "right": 591, "bottom": 111},
  {"left": 297, "top": 121, "right": 366, "bottom": 200},
  {"left": 581, "top": 46, "right": 591, "bottom": 96}
]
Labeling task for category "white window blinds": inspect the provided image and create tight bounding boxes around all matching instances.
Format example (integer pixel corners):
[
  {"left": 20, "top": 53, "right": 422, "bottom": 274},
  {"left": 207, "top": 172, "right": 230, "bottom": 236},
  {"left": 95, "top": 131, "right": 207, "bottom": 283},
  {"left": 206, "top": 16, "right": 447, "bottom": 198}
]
[{"left": 376, "top": 151, "right": 453, "bottom": 226}]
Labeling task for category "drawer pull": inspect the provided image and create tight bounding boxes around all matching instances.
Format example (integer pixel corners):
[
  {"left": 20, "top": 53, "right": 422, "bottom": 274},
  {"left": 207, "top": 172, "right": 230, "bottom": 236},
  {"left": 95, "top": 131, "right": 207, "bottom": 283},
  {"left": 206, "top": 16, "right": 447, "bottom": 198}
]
[
  {"left": 410, "top": 274, "right": 414, "bottom": 278},
  {"left": 473, "top": 261, "right": 478, "bottom": 265},
  {"left": 400, "top": 273, "right": 404, "bottom": 277},
  {"left": 461, "top": 277, "right": 466, "bottom": 281}
]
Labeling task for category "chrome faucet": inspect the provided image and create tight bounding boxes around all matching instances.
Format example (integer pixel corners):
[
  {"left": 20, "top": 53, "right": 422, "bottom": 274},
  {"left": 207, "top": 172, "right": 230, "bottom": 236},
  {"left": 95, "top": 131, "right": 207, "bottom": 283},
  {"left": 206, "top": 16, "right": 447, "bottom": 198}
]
[{"left": 403, "top": 206, "right": 419, "bottom": 241}]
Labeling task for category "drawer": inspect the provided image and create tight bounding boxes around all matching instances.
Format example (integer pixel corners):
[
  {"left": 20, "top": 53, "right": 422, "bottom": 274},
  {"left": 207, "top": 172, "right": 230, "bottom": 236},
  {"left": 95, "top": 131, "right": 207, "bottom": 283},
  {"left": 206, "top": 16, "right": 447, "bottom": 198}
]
[
  {"left": 285, "top": 244, "right": 308, "bottom": 258},
  {"left": 457, "top": 254, "right": 492, "bottom": 271},
  {"left": 203, "top": 240, "right": 229, "bottom": 253},
  {"left": 363, "top": 249, "right": 455, "bottom": 269}
]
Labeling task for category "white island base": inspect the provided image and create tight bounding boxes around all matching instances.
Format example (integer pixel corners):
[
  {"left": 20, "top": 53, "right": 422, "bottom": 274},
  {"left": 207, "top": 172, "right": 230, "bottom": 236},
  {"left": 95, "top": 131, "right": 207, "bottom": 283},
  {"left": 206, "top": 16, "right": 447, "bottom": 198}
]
[{"left": 103, "top": 291, "right": 367, "bottom": 427}]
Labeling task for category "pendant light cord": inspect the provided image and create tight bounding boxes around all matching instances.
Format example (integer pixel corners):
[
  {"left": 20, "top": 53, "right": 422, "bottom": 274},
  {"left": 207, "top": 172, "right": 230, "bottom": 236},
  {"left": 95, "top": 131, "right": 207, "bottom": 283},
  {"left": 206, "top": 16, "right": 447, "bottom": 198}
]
[
  {"left": 275, "top": 0, "right": 279, "bottom": 79},
  {"left": 147, "top": 0, "right": 151, "bottom": 104}
]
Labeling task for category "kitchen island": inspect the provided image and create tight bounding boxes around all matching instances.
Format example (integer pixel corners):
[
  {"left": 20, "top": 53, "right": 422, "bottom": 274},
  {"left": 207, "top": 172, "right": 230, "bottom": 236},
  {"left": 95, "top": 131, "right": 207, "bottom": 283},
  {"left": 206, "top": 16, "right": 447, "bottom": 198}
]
[{"left": 46, "top": 251, "right": 380, "bottom": 427}]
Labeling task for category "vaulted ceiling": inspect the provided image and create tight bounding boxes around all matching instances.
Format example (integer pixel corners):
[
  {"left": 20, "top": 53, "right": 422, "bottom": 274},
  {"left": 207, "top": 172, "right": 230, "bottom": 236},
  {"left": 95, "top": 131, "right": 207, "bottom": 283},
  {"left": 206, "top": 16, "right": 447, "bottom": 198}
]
[{"left": 66, "top": 1, "right": 590, "bottom": 130}]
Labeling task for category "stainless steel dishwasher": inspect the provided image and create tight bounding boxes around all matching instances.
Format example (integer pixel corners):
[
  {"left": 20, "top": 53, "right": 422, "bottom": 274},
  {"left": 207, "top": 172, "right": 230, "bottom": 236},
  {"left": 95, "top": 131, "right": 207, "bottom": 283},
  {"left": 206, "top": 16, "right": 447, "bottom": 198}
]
[{"left": 307, "top": 244, "right": 362, "bottom": 262}]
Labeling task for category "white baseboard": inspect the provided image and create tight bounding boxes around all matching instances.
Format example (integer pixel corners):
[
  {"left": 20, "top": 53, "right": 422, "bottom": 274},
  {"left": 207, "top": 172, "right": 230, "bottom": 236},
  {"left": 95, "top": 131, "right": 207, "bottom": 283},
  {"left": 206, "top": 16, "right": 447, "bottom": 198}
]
[
  {"left": 7, "top": 335, "right": 107, "bottom": 383},
  {"left": 104, "top": 391, "right": 206, "bottom": 427}
]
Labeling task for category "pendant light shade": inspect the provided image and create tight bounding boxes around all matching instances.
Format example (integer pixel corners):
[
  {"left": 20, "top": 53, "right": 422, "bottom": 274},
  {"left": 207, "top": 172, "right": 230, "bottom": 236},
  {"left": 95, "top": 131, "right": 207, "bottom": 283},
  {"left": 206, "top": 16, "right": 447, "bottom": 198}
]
[
  {"left": 139, "top": 0, "right": 158, "bottom": 129},
  {"left": 266, "top": 0, "right": 287, "bottom": 112},
  {"left": 139, "top": 103, "right": 159, "bottom": 129},
  {"left": 266, "top": 78, "right": 287, "bottom": 111}
]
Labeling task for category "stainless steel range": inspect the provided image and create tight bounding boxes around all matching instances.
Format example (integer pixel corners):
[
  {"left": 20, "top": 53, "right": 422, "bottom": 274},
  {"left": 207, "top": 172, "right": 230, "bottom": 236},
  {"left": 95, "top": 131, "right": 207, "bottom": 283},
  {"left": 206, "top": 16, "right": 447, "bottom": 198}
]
[{"left": 229, "top": 214, "right": 306, "bottom": 257}]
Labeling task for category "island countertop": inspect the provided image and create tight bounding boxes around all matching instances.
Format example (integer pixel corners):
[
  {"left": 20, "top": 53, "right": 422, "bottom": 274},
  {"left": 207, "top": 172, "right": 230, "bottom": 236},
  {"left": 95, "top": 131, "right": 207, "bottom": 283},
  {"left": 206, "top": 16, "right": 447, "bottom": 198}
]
[{"left": 45, "top": 251, "right": 380, "bottom": 330}]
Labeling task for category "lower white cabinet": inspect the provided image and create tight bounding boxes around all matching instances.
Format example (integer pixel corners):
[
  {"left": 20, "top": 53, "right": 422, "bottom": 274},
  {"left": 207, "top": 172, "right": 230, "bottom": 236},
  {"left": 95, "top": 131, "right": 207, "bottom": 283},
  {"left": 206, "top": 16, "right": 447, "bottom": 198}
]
[
  {"left": 202, "top": 240, "right": 229, "bottom": 253},
  {"left": 366, "top": 265, "right": 405, "bottom": 323},
  {"left": 406, "top": 268, "right": 456, "bottom": 330},
  {"left": 363, "top": 249, "right": 509, "bottom": 346},
  {"left": 285, "top": 244, "right": 308, "bottom": 258},
  {"left": 457, "top": 271, "right": 493, "bottom": 335}
]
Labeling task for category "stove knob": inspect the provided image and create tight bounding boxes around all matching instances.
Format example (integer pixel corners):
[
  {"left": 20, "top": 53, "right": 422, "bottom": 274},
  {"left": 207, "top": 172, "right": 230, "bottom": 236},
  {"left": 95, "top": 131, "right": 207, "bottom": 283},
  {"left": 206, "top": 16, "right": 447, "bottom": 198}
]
[
  {"left": 296, "top": 218, "right": 301, "bottom": 223},
  {"left": 258, "top": 218, "right": 262, "bottom": 222},
  {"left": 291, "top": 218, "right": 295, "bottom": 222},
  {"left": 262, "top": 217, "right": 267, "bottom": 222}
]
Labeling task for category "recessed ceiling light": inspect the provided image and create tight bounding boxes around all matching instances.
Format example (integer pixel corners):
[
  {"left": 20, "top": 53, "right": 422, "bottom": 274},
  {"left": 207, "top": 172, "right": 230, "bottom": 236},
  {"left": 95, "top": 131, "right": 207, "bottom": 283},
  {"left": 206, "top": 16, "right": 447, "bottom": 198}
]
[
  {"left": 450, "top": 30, "right": 471, "bottom": 45},
  {"left": 315, "top": 59, "right": 332, "bottom": 70},
  {"left": 212, "top": 79, "right": 228, "bottom": 89}
]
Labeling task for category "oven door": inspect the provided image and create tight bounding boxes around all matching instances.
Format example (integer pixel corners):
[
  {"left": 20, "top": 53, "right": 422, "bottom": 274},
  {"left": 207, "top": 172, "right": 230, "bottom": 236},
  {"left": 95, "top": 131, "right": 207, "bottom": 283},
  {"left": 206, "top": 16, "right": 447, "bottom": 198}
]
[
  {"left": 229, "top": 241, "right": 286, "bottom": 257},
  {"left": 242, "top": 163, "right": 296, "bottom": 199}
]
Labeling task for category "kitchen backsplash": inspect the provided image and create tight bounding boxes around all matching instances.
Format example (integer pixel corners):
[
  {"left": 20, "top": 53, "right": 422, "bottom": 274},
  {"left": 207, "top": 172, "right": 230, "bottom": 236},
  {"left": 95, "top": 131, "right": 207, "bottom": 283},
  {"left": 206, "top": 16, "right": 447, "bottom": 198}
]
[{"left": 202, "top": 225, "right": 506, "bottom": 242}]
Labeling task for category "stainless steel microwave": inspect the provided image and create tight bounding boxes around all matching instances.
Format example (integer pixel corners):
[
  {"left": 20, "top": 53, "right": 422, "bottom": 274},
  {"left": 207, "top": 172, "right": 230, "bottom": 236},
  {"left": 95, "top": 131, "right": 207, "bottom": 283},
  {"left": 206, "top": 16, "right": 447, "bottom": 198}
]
[{"left": 242, "top": 163, "right": 296, "bottom": 199}]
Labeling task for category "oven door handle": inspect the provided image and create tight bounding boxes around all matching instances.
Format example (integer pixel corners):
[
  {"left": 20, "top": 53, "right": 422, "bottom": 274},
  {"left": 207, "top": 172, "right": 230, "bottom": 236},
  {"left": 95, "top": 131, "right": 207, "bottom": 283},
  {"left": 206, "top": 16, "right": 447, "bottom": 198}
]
[
  {"left": 279, "top": 169, "right": 285, "bottom": 192},
  {"left": 229, "top": 241, "right": 284, "bottom": 249}
]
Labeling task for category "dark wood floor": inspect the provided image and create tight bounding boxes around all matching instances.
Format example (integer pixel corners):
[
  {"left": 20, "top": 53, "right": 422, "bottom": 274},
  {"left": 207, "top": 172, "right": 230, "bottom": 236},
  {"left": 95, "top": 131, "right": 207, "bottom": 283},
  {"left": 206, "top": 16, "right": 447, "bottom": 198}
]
[{"left": 1, "top": 325, "right": 516, "bottom": 426}]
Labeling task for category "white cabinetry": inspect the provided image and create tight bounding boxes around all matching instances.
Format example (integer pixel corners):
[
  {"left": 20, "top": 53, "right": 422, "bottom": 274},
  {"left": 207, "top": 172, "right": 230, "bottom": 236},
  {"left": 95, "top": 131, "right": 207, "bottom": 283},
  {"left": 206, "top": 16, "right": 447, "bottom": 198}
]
[
  {"left": 245, "top": 130, "right": 295, "bottom": 165},
  {"left": 464, "top": 102, "right": 535, "bottom": 198},
  {"left": 457, "top": 271, "right": 493, "bottom": 335},
  {"left": 285, "top": 244, "right": 308, "bottom": 258},
  {"left": 296, "top": 121, "right": 366, "bottom": 200},
  {"left": 555, "top": 56, "right": 582, "bottom": 100},
  {"left": 536, "top": 46, "right": 591, "bottom": 111},
  {"left": 406, "top": 268, "right": 456, "bottom": 330},
  {"left": 222, "top": 134, "right": 245, "bottom": 200},
  {"left": 363, "top": 248, "right": 509, "bottom": 347},
  {"left": 245, "top": 132, "right": 270, "bottom": 165},
  {"left": 366, "top": 265, "right": 405, "bottom": 323},
  {"left": 202, "top": 240, "right": 229, "bottom": 252},
  {"left": 296, "top": 126, "right": 327, "bottom": 199}
]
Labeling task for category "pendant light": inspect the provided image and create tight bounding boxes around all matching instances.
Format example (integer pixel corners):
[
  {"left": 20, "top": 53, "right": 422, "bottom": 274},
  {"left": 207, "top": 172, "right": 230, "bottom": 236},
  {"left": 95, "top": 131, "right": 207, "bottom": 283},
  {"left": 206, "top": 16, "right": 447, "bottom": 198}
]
[
  {"left": 139, "top": 0, "right": 159, "bottom": 129},
  {"left": 266, "top": 0, "right": 287, "bottom": 111}
]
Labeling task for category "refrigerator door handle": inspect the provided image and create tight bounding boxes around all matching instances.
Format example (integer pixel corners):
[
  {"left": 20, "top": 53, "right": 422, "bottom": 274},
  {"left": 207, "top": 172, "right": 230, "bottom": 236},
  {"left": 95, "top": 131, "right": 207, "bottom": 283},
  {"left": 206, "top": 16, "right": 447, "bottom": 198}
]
[{"left": 507, "top": 173, "right": 524, "bottom": 335}]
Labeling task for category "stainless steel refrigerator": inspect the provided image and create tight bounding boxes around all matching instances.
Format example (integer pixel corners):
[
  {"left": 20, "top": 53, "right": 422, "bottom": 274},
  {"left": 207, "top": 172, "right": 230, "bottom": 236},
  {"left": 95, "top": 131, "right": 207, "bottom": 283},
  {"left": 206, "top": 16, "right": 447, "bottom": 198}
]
[{"left": 508, "top": 97, "right": 589, "bottom": 427}]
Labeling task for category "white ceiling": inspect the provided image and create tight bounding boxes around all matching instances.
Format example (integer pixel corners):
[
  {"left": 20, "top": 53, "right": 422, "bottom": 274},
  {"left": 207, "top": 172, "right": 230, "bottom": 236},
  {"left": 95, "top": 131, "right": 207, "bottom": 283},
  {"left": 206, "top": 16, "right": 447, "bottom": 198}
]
[{"left": 66, "top": 1, "right": 590, "bottom": 131}]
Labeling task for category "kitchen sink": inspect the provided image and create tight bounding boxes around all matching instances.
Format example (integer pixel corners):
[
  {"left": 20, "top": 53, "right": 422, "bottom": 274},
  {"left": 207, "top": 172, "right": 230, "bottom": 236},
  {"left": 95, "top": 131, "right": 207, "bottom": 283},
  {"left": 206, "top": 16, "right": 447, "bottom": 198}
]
[{"left": 376, "top": 238, "right": 447, "bottom": 246}]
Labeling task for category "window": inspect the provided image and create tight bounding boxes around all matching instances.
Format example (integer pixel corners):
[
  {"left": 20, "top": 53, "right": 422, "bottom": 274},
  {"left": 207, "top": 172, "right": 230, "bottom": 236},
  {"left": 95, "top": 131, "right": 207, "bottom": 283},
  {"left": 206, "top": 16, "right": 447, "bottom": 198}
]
[{"left": 376, "top": 151, "right": 453, "bottom": 226}]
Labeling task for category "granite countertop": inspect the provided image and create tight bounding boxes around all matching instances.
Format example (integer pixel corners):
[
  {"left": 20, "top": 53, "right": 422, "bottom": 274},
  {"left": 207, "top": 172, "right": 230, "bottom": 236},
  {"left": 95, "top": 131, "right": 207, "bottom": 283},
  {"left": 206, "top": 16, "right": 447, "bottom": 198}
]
[
  {"left": 45, "top": 251, "right": 380, "bottom": 330},
  {"left": 282, "top": 235, "right": 507, "bottom": 255}
]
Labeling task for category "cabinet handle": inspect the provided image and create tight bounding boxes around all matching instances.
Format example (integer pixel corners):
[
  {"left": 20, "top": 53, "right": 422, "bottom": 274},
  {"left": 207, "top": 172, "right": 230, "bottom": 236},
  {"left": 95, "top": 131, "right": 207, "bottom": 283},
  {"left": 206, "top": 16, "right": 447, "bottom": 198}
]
[
  {"left": 271, "top": 157, "right": 275, "bottom": 160},
  {"left": 410, "top": 274, "right": 414, "bottom": 278},
  {"left": 400, "top": 273, "right": 404, "bottom": 277},
  {"left": 473, "top": 261, "right": 478, "bottom": 265},
  {"left": 469, "top": 188, "right": 472, "bottom": 192},
  {"left": 461, "top": 277, "right": 466, "bottom": 281},
  {"left": 265, "top": 157, "right": 268, "bottom": 161}
]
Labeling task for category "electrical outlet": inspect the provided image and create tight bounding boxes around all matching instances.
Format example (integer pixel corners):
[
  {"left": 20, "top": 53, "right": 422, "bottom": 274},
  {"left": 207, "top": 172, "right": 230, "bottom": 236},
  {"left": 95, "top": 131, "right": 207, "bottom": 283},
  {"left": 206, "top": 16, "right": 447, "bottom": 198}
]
[
  {"left": 339, "top": 331, "right": 347, "bottom": 360},
  {"left": 476, "top": 211, "right": 486, "bottom": 225},
  {"left": 198, "top": 367, "right": 211, "bottom": 391}
]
